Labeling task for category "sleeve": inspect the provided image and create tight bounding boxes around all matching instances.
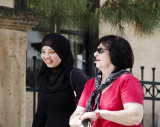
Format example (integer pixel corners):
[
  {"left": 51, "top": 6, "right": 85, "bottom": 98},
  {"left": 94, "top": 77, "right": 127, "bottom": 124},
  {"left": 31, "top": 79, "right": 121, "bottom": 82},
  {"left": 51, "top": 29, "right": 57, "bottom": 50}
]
[
  {"left": 32, "top": 92, "right": 47, "bottom": 127},
  {"left": 72, "top": 68, "right": 89, "bottom": 100},
  {"left": 120, "top": 76, "right": 144, "bottom": 105}
]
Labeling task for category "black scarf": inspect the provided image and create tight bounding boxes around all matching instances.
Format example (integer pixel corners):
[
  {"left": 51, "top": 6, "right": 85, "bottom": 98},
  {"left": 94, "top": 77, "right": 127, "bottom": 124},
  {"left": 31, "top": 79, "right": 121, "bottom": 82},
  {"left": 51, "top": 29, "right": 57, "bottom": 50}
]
[
  {"left": 38, "top": 33, "right": 74, "bottom": 93},
  {"left": 86, "top": 69, "right": 129, "bottom": 112}
]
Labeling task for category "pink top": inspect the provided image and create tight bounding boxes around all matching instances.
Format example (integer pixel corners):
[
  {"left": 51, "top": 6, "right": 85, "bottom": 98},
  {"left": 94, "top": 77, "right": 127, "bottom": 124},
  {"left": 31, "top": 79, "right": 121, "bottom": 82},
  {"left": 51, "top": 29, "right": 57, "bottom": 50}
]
[{"left": 78, "top": 73, "right": 144, "bottom": 127}]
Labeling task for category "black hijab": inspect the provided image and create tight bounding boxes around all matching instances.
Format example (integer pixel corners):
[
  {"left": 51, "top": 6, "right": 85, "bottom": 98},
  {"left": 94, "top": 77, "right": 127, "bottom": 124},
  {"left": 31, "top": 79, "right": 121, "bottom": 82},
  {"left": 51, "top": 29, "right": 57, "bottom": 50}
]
[{"left": 38, "top": 33, "right": 74, "bottom": 93}]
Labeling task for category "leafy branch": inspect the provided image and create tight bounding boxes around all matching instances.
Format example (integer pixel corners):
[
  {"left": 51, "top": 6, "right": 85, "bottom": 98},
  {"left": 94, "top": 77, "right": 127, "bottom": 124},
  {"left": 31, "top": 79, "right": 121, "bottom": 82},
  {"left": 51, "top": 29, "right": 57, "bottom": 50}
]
[{"left": 27, "top": 0, "right": 160, "bottom": 36}]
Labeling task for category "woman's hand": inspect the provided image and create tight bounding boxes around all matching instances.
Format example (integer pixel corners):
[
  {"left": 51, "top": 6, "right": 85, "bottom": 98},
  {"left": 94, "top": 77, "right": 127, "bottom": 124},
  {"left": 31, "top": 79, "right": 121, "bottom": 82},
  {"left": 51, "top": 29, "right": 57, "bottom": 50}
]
[
  {"left": 81, "top": 111, "right": 97, "bottom": 124},
  {"left": 69, "top": 113, "right": 83, "bottom": 127},
  {"left": 69, "top": 106, "right": 86, "bottom": 127}
]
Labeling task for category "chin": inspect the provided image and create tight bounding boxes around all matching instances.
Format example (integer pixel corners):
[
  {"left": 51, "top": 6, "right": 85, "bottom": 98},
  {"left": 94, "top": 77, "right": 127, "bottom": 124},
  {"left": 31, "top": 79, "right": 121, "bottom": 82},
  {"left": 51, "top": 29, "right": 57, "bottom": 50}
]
[
  {"left": 95, "top": 65, "right": 100, "bottom": 70},
  {"left": 46, "top": 64, "right": 54, "bottom": 68}
]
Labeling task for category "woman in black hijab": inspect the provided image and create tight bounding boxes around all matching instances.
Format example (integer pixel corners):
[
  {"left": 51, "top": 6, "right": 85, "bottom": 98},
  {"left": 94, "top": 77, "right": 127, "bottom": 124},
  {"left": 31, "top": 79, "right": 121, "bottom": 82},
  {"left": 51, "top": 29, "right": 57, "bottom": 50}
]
[{"left": 32, "top": 33, "right": 89, "bottom": 127}]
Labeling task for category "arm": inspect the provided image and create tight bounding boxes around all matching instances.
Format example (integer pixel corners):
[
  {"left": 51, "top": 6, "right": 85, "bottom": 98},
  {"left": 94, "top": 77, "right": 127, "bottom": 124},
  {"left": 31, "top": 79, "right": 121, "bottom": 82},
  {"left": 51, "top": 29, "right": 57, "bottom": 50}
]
[
  {"left": 69, "top": 106, "right": 85, "bottom": 127},
  {"left": 100, "top": 103, "right": 143, "bottom": 125},
  {"left": 81, "top": 102, "right": 143, "bottom": 126}
]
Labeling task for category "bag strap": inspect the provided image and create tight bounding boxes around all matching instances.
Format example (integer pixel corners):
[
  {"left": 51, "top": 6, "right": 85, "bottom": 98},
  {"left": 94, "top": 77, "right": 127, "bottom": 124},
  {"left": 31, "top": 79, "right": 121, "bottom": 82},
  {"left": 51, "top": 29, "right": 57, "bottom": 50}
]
[
  {"left": 70, "top": 68, "right": 77, "bottom": 97},
  {"left": 70, "top": 68, "right": 78, "bottom": 105}
]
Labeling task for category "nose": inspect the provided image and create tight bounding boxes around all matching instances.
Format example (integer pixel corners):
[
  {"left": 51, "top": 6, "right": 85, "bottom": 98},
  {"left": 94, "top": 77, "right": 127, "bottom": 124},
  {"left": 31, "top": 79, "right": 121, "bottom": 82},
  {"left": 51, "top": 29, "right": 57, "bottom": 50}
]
[
  {"left": 94, "top": 51, "right": 98, "bottom": 57},
  {"left": 44, "top": 52, "right": 50, "bottom": 59}
]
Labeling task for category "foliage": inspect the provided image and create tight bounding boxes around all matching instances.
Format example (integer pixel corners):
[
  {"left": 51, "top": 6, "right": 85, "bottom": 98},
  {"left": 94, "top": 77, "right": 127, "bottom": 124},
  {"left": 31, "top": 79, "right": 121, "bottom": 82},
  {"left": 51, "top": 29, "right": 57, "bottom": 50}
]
[
  {"left": 27, "top": 0, "right": 99, "bottom": 32},
  {"left": 27, "top": 0, "right": 160, "bottom": 35},
  {"left": 101, "top": 0, "right": 160, "bottom": 35}
]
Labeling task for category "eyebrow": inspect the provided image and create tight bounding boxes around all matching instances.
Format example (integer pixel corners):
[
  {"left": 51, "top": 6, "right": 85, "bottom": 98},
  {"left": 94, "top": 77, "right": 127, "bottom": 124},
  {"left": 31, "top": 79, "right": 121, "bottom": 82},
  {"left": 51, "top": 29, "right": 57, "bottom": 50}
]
[{"left": 41, "top": 49, "right": 54, "bottom": 51}]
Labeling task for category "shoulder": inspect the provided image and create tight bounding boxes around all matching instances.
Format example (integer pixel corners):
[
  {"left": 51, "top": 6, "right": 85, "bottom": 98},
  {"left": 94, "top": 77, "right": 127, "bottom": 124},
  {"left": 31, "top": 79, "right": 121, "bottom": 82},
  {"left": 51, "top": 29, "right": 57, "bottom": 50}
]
[
  {"left": 71, "top": 68, "right": 89, "bottom": 80},
  {"left": 116, "top": 73, "right": 141, "bottom": 88},
  {"left": 84, "top": 77, "right": 95, "bottom": 88},
  {"left": 117, "top": 73, "right": 144, "bottom": 105},
  {"left": 72, "top": 68, "right": 85, "bottom": 75},
  {"left": 72, "top": 68, "right": 87, "bottom": 75},
  {"left": 70, "top": 68, "right": 89, "bottom": 87},
  {"left": 118, "top": 73, "right": 139, "bottom": 82},
  {"left": 86, "top": 77, "right": 95, "bottom": 83}
]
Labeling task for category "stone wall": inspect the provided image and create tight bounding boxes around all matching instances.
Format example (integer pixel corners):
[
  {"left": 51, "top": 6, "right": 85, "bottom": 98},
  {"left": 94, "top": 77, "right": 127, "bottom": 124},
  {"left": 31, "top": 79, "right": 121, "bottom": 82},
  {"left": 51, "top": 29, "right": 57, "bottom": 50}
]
[
  {"left": 0, "top": 6, "right": 38, "bottom": 127},
  {"left": 0, "top": 0, "right": 14, "bottom": 8},
  {"left": 0, "top": 29, "right": 27, "bottom": 127}
]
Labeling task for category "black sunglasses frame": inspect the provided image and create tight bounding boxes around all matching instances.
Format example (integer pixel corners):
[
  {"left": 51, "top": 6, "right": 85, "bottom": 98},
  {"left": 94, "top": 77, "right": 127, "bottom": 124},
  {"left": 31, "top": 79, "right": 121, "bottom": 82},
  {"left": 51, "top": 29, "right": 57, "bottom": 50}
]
[{"left": 96, "top": 48, "right": 109, "bottom": 54}]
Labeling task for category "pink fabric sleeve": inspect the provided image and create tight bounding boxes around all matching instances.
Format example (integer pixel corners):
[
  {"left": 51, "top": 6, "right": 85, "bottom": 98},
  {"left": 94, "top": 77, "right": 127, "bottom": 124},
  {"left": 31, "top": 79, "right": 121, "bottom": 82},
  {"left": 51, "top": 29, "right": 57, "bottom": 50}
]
[{"left": 120, "top": 76, "right": 144, "bottom": 105}]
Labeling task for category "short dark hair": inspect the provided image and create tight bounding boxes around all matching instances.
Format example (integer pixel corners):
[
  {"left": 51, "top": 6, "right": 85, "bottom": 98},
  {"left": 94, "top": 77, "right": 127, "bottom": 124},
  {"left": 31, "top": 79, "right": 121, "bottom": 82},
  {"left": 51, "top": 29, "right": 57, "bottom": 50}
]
[{"left": 97, "top": 35, "right": 134, "bottom": 69}]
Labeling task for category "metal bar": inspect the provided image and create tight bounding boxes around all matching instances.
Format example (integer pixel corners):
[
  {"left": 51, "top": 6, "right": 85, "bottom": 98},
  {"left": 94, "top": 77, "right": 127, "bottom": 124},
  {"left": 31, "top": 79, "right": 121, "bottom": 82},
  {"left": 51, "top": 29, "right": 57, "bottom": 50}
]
[
  {"left": 33, "top": 56, "right": 37, "bottom": 118},
  {"left": 144, "top": 97, "right": 160, "bottom": 100},
  {"left": 140, "top": 81, "right": 160, "bottom": 85},
  {"left": 152, "top": 67, "right": 156, "bottom": 127},
  {"left": 130, "top": 67, "right": 132, "bottom": 73},
  {"left": 141, "top": 66, "right": 144, "bottom": 81},
  {"left": 140, "top": 66, "right": 144, "bottom": 125},
  {"left": 26, "top": 87, "right": 38, "bottom": 92}
]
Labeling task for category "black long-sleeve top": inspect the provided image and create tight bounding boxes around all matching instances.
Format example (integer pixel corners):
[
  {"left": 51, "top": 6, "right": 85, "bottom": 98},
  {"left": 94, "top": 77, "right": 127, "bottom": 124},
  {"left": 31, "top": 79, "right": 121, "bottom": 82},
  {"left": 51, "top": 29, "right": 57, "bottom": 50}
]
[{"left": 32, "top": 68, "right": 89, "bottom": 127}]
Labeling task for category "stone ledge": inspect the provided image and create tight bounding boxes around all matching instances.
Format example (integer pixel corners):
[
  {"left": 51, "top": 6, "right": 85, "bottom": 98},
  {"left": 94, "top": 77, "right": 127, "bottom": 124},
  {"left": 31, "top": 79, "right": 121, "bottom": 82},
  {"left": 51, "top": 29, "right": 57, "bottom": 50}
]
[{"left": 0, "top": 6, "right": 39, "bottom": 31}]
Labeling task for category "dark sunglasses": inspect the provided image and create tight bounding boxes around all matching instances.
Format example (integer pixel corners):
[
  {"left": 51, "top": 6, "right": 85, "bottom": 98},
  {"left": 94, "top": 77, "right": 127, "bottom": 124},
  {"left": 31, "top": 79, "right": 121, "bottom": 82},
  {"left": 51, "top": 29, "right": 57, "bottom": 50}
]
[{"left": 96, "top": 48, "right": 109, "bottom": 54}]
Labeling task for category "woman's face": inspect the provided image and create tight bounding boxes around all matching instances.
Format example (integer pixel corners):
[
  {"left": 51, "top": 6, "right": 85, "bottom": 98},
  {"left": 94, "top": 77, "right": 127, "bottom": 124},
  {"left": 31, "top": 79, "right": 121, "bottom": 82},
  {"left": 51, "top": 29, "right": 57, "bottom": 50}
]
[
  {"left": 41, "top": 46, "right": 61, "bottom": 68},
  {"left": 94, "top": 43, "right": 113, "bottom": 70}
]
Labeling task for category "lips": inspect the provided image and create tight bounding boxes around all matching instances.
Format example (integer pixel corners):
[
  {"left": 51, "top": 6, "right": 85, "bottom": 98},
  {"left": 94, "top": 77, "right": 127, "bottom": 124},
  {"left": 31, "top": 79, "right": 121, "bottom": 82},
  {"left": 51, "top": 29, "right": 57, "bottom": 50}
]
[
  {"left": 45, "top": 60, "right": 52, "bottom": 64},
  {"left": 96, "top": 59, "right": 100, "bottom": 61}
]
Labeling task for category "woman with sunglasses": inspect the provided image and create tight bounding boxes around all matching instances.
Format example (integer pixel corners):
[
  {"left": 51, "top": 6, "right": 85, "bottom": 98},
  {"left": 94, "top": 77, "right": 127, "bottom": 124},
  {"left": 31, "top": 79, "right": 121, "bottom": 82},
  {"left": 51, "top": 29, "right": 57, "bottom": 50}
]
[
  {"left": 32, "top": 33, "right": 89, "bottom": 127},
  {"left": 69, "top": 35, "right": 144, "bottom": 127}
]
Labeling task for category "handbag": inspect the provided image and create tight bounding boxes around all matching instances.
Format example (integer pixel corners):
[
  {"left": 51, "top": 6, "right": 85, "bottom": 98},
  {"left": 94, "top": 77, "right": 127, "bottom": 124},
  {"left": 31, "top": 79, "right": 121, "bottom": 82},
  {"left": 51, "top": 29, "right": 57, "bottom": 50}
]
[{"left": 80, "top": 119, "right": 92, "bottom": 127}]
